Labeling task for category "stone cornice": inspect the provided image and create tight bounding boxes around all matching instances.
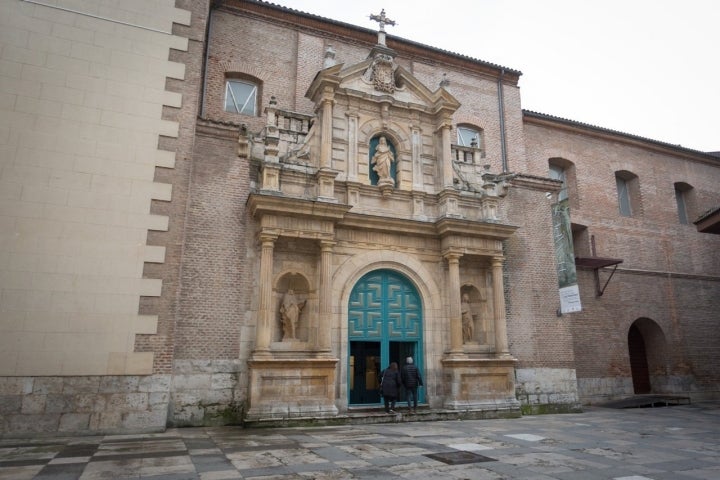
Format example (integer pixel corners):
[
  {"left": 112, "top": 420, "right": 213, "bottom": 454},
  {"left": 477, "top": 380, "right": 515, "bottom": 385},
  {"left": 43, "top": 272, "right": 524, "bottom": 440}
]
[{"left": 248, "top": 193, "right": 351, "bottom": 220}]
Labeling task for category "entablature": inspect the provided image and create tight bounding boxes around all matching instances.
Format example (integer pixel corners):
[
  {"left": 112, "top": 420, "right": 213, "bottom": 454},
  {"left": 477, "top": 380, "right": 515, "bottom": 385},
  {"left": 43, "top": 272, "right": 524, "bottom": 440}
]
[{"left": 248, "top": 193, "right": 351, "bottom": 241}]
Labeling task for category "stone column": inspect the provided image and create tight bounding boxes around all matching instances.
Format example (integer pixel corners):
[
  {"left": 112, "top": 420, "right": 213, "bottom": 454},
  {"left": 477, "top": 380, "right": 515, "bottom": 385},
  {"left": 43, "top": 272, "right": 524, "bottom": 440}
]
[
  {"left": 320, "top": 89, "right": 334, "bottom": 169},
  {"left": 441, "top": 124, "right": 453, "bottom": 188},
  {"left": 445, "top": 252, "right": 463, "bottom": 355},
  {"left": 317, "top": 240, "right": 335, "bottom": 353},
  {"left": 254, "top": 233, "right": 277, "bottom": 355},
  {"left": 492, "top": 256, "right": 510, "bottom": 356}
]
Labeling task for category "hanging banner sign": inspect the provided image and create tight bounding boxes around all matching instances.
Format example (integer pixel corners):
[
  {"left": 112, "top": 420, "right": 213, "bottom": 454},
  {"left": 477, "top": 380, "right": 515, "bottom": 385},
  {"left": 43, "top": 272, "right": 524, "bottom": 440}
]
[{"left": 552, "top": 199, "right": 582, "bottom": 313}]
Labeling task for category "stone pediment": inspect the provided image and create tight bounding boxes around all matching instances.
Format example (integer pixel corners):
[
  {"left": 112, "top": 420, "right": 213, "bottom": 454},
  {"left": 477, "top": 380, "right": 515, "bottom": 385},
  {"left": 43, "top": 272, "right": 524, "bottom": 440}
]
[{"left": 306, "top": 57, "right": 459, "bottom": 115}]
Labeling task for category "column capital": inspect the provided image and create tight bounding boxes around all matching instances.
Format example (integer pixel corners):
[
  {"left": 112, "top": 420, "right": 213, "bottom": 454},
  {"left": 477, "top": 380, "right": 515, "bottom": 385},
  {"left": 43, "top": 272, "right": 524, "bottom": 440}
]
[
  {"left": 443, "top": 250, "right": 463, "bottom": 262},
  {"left": 320, "top": 239, "right": 337, "bottom": 250},
  {"left": 491, "top": 256, "right": 505, "bottom": 267},
  {"left": 259, "top": 233, "right": 278, "bottom": 244}
]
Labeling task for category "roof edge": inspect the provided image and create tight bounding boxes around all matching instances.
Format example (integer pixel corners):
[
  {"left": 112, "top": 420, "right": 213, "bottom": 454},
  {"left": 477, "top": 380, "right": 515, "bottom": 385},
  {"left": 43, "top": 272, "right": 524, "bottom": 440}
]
[
  {"left": 523, "top": 110, "right": 720, "bottom": 163},
  {"left": 218, "top": 0, "right": 522, "bottom": 81}
]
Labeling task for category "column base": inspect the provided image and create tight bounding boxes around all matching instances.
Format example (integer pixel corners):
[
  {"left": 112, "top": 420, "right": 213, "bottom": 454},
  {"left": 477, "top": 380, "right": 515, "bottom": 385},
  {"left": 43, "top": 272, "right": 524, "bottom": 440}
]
[
  {"left": 441, "top": 356, "right": 519, "bottom": 414},
  {"left": 246, "top": 357, "right": 339, "bottom": 421}
]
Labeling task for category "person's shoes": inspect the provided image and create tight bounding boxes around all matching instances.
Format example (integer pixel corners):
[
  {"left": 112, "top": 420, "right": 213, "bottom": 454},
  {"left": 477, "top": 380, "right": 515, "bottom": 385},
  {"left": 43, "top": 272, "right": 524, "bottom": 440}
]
[{"left": 389, "top": 409, "right": 395, "bottom": 413}]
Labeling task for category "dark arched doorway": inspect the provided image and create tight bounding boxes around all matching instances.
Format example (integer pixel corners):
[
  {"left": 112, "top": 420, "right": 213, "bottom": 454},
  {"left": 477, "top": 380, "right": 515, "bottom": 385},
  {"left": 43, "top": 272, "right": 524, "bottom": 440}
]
[{"left": 628, "top": 323, "right": 651, "bottom": 393}]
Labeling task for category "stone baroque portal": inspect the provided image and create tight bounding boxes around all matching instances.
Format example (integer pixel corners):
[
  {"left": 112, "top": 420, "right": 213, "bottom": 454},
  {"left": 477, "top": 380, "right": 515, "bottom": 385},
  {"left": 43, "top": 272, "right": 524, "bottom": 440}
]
[{"left": 243, "top": 15, "right": 521, "bottom": 419}]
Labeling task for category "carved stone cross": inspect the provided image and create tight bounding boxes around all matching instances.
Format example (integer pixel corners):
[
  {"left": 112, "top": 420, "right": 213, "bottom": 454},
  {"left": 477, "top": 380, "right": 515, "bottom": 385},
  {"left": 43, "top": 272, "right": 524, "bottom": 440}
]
[
  {"left": 369, "top": 9, "right": 395, "bottom": 32},
  {"left": 369, "top": 9, "right": 396, "bottom": 46}
]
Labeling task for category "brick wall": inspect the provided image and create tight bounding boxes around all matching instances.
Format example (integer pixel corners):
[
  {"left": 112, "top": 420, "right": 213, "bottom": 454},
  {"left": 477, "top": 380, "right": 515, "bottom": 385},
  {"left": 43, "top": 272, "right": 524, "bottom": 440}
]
[{"left": 524, "top": 119, "right": 720, "bottom": 402}]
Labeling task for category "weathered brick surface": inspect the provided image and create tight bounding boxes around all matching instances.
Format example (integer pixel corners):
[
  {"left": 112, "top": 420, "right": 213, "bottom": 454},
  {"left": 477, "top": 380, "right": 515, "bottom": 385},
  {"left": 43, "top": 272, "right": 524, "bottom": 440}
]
[{"left": 136, "top": 0, "right": 212, "bottom": 374}]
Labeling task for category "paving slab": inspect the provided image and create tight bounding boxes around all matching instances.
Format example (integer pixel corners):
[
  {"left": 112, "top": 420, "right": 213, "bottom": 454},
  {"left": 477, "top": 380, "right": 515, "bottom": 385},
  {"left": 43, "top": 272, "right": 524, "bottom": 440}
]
[{"left": 0, "top": 402, "right": 718, "bottom": 479}]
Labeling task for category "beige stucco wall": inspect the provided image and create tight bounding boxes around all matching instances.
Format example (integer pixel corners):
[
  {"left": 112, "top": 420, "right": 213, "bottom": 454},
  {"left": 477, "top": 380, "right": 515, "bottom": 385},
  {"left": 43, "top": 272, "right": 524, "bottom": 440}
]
[{"left": 0, "top": 0, "right": 190, "bottom": 375}]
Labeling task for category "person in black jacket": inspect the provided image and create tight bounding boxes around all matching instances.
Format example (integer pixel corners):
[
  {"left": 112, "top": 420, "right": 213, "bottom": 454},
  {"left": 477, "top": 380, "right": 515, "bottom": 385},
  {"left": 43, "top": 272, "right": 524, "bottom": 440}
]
[
  {"left": 380, "top": 362, "right": 401, "bottom": 413},
  {"left": 400, "top": 356, "right": 423, "bottom": 412}
]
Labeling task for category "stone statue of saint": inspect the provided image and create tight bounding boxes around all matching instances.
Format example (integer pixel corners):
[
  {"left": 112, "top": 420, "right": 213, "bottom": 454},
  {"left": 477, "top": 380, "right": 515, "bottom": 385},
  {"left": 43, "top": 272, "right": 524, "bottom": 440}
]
[
  {"left": 461, "top": 293, "right": 474, "bottom": 343},
  {"left": 371, "top": 136, "right": 394, "bottom": 184},
  {"left": 280, "top": 289, "right": 305, "bottom": 341}
]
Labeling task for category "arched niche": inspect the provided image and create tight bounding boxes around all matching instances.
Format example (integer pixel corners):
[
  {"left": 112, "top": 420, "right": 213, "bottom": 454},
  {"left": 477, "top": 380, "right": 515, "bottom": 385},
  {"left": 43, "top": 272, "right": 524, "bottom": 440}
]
[{"left": 275, "top": 272, "right": 311, "bottom": 343}]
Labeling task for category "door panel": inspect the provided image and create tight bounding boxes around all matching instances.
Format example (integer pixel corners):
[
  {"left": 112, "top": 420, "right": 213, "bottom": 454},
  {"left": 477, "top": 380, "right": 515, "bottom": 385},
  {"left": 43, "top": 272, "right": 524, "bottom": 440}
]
[{"left": 349, "top": 342, "right": 381, "bottom": 404}]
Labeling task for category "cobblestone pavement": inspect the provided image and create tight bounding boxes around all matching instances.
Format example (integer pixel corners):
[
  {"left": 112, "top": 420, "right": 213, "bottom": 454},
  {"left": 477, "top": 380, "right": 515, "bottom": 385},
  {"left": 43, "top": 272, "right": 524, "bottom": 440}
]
[{"left": 1, "top": 402, "right": 719, "bottom": 479}]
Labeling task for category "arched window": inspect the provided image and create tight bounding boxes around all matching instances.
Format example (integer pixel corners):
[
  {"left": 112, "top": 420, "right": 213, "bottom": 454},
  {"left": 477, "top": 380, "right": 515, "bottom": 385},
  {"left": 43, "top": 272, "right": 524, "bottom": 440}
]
[
  {"left": 615, "top": 170, "right": 641, "bottom": 217},
  {"left": 674, "top": 182, "right": 695, "bottom": 225},
  {"left": 224, "top": 78, "right": 259, "bottom": 115},
  {"left": 549, "top": 164, "right": 567, "bottom": 201},
  {"left": 456, "top": 125, "right": 482, "bottom": 148},
  {"left": 548, "top": 157, "right": 577, "bottom": 204},
  {"left": 454, "top": 125, "right": 484, "bottom": 163}
]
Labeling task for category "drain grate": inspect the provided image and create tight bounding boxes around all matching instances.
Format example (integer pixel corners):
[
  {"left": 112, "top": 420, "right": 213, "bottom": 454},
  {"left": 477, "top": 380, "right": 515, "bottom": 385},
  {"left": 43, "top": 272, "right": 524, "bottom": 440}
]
[{"left": 425, "top": 451, "right": 496, "bottom": 465}]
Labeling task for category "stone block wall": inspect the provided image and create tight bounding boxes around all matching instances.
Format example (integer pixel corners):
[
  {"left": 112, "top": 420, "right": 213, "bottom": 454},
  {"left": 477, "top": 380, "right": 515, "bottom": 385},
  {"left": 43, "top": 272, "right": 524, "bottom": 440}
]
[
  {"left": 0, "top": 375, "right": 170, "bottom": 437},
  {"left": 167, "top": 360, "right": 245, "bottom": 427},
  {"left": 515, "top": 368, "right": 582, "bottom": 413}
]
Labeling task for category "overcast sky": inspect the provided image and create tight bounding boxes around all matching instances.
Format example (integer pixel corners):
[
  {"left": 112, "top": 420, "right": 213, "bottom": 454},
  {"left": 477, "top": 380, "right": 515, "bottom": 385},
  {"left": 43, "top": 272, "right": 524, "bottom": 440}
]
[{"left": 274, "top": 0, "right": 718, "bottom": 153}]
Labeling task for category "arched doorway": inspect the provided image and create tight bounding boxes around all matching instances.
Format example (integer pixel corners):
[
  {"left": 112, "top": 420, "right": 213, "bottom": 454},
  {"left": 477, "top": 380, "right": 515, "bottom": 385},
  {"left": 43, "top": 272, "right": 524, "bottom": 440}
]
[
  {"left": 628, "top": 323, "right": 651, "bottom": 393},
  {"left": 347, "top": 269, "right": 423, "bottom": 405},
  {"left": 628, "top": 318, "right": 668, "bottom": 395}
]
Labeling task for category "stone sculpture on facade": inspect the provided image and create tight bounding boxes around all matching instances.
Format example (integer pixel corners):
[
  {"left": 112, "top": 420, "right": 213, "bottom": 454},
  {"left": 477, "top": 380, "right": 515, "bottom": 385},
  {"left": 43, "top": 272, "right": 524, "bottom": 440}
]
[
  {"left": 461, "top": 293, "right": 474, "bottom": 343},
  {"left": 372, "top": 136, "right": 395, "bottom": 186},
  {"left": 279, "top": 289, "right": 305, "bottom": 341}
]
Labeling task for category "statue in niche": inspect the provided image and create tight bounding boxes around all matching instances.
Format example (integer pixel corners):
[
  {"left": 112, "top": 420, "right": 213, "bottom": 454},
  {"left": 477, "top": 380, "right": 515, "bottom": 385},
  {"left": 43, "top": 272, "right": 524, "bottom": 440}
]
[
  {"left": 461, "top": 293, "right": 474, "bottom": 343},
  {"left": 280, "top": 289, "right": 306, "bottom": 341},
  {"left": 372, "top": 136, "right": 395, "bottom": 185}
]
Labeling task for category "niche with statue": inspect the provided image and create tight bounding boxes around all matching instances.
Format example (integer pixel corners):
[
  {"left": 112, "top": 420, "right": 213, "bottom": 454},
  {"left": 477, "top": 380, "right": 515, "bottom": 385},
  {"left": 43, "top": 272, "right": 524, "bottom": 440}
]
[{"left": 275, "top": 272, "right": 311, "bottom": 345}]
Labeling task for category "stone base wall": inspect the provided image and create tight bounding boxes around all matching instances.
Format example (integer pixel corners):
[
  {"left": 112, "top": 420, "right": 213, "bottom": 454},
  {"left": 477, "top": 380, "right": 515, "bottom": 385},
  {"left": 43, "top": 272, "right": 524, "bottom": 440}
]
[
  {"left": 515, "top": 368, "right": 582, "bottom": 413},
  {"left": 579, "top": 375, "right": 720, "bottom": 405},
  {"left": 0, "top": 375, "right": 170, "bottom": 438},
  {"left": 166, "top": 360, "right": 245, "bottom": 427}
]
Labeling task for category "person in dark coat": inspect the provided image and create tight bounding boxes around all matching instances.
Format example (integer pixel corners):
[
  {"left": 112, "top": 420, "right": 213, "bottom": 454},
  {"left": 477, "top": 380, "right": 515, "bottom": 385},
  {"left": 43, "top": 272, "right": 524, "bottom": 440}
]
[
  {"left": 400, "top": 356, "right": 423, "bottom": 412},
  {"left": 380, "top": 362, "right": 401, "bottom": 413}
]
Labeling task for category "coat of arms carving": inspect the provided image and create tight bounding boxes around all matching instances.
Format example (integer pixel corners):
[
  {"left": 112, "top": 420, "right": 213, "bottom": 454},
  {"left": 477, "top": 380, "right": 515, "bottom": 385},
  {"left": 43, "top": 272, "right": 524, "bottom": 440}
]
[{"left": 370, "top": 54, "right": 395, "bottom": 93}]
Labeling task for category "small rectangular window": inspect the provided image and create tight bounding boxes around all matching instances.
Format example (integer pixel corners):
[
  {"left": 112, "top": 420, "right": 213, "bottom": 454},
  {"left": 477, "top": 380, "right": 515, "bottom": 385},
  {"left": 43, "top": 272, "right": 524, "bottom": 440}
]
[{"left": 225, "top": 80, "right": 257, "bottom": 115}]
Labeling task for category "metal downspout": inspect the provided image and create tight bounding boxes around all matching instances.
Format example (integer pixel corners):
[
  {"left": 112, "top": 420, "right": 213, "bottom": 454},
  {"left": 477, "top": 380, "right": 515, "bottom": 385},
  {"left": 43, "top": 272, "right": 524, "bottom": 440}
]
[
  {"left": 497, "top": 69, "right": 508, "bottom": 172},
  {"left": 200, "top": 4, "right": 214, "bottom": 118}
]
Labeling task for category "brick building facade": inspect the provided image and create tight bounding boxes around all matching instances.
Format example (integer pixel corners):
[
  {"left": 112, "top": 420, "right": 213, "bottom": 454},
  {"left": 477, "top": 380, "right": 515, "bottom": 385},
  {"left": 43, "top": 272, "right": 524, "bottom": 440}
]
[{"left": 1, "top": 0, "right": 718, "bottom": 436}]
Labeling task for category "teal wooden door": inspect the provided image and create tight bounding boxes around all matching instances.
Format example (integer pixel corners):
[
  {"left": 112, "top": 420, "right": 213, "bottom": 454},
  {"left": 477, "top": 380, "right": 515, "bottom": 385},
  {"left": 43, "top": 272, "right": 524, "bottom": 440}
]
[{"left": 348, "top": 269, "right": 423, "bottom": 405}]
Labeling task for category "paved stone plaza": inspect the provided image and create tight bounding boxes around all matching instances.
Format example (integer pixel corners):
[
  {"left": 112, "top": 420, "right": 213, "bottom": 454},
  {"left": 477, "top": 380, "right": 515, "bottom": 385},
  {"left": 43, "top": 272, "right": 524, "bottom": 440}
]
[{"left": 1, "top": 402, "right": 718, "bottom": 479}]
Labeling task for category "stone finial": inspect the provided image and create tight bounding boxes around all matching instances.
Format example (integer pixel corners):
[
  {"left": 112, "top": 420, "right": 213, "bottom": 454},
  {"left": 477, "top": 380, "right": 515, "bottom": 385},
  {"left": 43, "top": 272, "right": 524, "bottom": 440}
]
[
  {"left": 440, "top": 73, "right": 450, "bottom": 87},
  {"left": 323, "top": 45, "right": 336, "bottom": 68}
]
